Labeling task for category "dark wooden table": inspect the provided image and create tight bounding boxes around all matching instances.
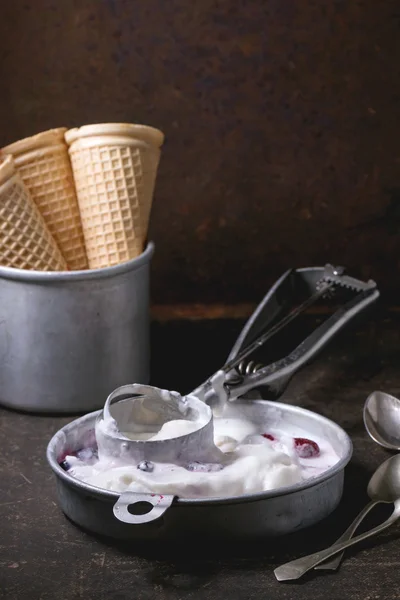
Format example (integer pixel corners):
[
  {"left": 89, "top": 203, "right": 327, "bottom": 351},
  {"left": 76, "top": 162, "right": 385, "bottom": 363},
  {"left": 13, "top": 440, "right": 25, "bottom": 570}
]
[{"left": 1, "top": 312, "right": 400, "bottom": 600}]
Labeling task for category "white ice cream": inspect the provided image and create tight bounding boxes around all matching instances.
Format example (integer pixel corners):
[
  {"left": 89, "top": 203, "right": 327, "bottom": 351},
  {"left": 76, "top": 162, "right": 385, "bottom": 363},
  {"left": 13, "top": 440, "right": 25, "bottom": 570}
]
[
  {"left": 64, "top": 404, "right": 340, "bottom": 499},
  {"left": 120, "top": 419, "right": 201, "bottom": 441}
]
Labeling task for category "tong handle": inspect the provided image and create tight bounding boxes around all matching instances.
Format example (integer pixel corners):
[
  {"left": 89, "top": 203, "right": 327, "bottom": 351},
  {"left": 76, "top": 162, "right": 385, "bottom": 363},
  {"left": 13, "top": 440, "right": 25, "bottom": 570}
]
[
  {"left": 227, "top": 286, "right": 379, "bottom": 399},
  {"left": 222, "top": 279, "right": 333, "bottom": 375},
  {"left": 191, "top": 265, "right": 379, "bottom": 406}
]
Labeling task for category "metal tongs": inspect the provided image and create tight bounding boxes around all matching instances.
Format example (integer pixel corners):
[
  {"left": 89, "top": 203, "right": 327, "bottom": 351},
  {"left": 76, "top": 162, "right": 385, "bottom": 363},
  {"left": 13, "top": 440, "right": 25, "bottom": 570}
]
[{"left": 192, "top": 265, "right": 379, "bottom": 412}]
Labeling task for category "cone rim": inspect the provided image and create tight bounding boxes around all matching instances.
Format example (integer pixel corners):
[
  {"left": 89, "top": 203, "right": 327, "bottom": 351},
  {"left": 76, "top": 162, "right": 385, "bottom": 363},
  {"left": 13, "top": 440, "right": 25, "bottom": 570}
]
[
  {"left": 0, "top": 155, "right": 15, "bottom": 186},
  {"left": 1, "top": 128, "right": 68, "bottom": 156},
  {"left": 65, "top": 123, "right": 164, "bottom": 148}
]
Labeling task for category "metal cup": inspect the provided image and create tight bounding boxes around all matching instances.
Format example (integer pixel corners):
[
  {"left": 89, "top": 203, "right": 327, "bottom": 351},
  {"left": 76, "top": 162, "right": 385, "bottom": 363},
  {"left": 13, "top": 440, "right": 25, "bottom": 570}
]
[{"left": 0, "top": 242, "right": 154, "bottom": 413}]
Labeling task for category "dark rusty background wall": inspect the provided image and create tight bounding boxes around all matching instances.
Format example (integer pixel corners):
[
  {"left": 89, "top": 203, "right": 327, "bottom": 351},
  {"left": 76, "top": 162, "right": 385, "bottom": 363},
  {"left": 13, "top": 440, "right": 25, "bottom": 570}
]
[{"left": 0, "top": 0, "right": 399, "bottom": 306}]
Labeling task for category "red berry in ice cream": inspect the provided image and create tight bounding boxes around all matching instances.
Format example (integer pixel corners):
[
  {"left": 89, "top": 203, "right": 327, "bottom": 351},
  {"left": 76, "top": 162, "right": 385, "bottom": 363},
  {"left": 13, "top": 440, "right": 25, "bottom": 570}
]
[{"left": 293, "top": 437, "right": 320, "bottom": 458}]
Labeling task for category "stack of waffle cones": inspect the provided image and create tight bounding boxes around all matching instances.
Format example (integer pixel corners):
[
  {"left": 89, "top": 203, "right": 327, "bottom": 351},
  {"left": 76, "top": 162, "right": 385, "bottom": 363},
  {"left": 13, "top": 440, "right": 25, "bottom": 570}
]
[
  {"left": 2, "top": 128, "right": 88, "bottom": 270},
  {"left": 0, "top": 123, "right": 164, "bottom": 271}
]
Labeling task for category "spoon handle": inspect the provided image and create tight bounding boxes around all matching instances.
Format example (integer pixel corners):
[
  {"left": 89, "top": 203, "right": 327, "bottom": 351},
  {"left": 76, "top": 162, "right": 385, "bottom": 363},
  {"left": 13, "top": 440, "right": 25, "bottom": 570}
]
[
  {"left": 274, "top": 503, "right": 398, "bottom": 581},
  {"left": 314, "top": 499, "right": 378, "bottom": 571}
]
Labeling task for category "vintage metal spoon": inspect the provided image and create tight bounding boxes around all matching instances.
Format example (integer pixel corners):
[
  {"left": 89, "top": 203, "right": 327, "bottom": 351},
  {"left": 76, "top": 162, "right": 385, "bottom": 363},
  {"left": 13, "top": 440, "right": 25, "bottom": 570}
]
[
  {"left": 274, "top": 454, "right": 400, "bottom": 581},
  {"left": 363, "top": 391, "right": 400, "bottom": 451},
  {"left": 313, "top": 496, "right": 378, "bottom": 572},
  {"left": 315, "top": 390, "right": 400, "bottom": 572}
]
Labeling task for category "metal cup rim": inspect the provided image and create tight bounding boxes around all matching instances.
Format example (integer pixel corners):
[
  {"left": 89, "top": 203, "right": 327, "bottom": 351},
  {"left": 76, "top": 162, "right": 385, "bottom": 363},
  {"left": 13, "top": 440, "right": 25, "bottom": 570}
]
[{"left": 0, "top": 241, "right": 154, "bottom": 282}]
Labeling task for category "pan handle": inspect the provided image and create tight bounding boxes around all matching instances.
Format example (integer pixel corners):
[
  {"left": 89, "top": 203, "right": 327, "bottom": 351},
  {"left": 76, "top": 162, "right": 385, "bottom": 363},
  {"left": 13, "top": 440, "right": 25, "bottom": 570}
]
[{"left": 113, "top": 492, "right": 174, "bottom": 524}]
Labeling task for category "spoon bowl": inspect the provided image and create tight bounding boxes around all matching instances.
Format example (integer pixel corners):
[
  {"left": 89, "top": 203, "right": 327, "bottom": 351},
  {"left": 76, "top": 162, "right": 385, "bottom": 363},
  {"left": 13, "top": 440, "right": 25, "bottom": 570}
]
[
  {"left": 363, "top": 391, "right": 400, "bottom": 451},
  {"left": 368, "top": 452, "right": 400, "bottom": 501}
]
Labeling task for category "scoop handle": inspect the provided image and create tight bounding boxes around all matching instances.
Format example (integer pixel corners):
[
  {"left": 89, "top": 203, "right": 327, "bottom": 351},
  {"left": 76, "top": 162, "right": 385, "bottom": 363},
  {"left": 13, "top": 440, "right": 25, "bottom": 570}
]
[
  {"left": 274, "top": 502, "right": 399, "bottom": 581},
  {"left": 315, "top": 499, "right": 378, "bottom": 571}
]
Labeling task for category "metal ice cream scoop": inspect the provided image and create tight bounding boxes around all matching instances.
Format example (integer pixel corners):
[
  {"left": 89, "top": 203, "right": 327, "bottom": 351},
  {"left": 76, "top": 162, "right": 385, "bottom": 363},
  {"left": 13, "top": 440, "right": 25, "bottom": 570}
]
[
  {"left": 96, "top": 383, "right": 222, "bottom": 464},
  {"left": 103, "top": 264, "right": 380, "bottom": 527}
]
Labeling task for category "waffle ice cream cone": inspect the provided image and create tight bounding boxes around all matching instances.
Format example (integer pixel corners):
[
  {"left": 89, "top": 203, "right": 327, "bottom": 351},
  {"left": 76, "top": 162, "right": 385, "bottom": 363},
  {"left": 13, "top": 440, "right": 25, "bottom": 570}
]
[
  {"left": 65, "top": 123, "right": 164, "bottom": 269},
  {"left": 0, "top": 156, "right": 67, "bottom": 271},
  {"left": 1, "top": 128, "right": 88, "bottom": 270}
]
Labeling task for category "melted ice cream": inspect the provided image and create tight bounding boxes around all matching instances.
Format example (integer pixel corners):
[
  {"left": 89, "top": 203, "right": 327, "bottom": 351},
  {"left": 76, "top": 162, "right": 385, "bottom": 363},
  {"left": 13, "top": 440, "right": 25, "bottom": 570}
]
[
  {"left": 120, "top": 419, "right": 202, "bottom": 441},
  {"left": 62, "top": 404, "right": 340, "bottom": 499}
]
